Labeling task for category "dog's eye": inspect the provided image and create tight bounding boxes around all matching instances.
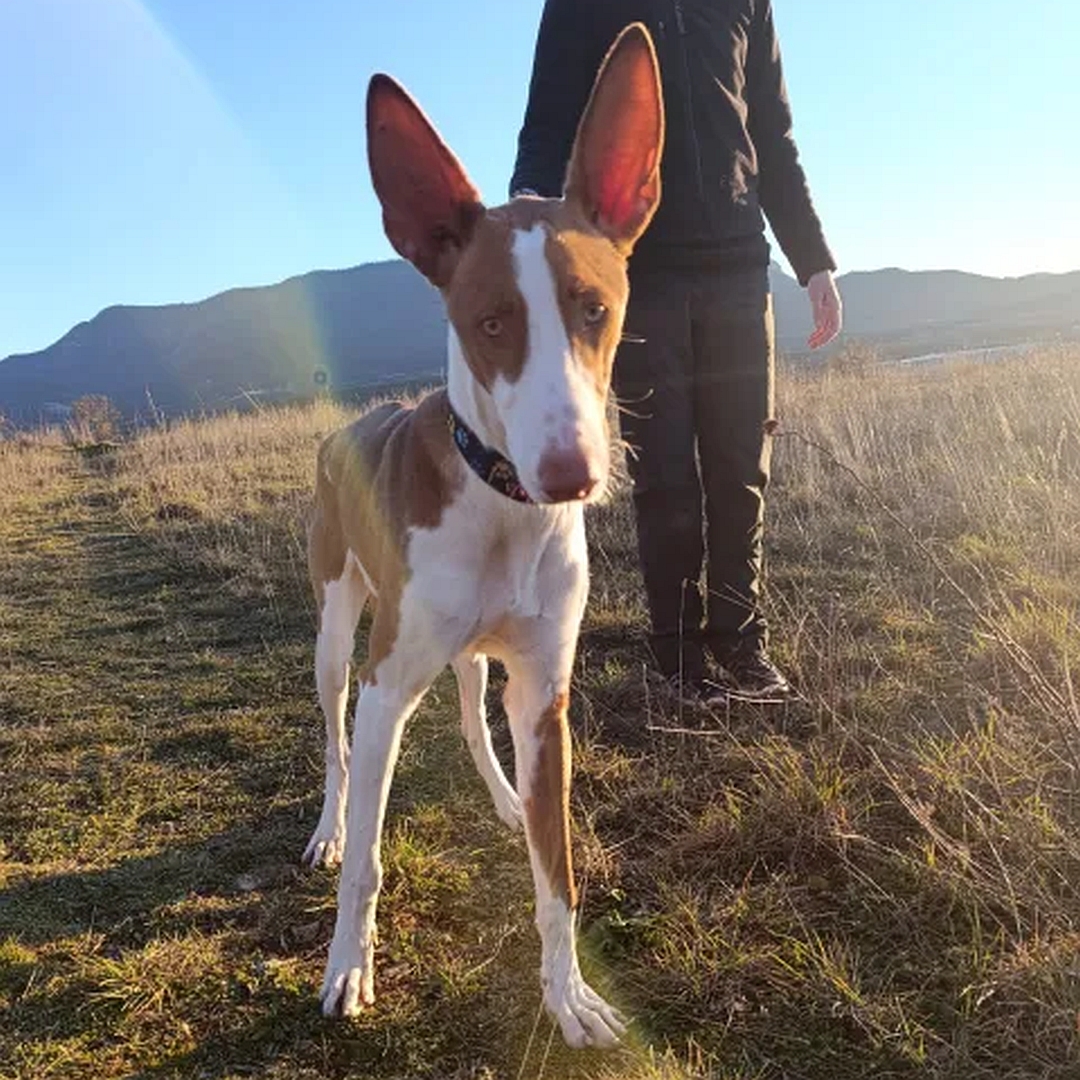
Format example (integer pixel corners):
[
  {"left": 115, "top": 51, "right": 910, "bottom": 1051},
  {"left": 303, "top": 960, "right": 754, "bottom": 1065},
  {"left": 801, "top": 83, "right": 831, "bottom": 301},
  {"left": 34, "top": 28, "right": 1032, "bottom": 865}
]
[
  {"left": 481, "top": 316, "right": 503, "bottom": 337},
  {"left": 583, "top": 301, "right": 607, "bottom": 326}
]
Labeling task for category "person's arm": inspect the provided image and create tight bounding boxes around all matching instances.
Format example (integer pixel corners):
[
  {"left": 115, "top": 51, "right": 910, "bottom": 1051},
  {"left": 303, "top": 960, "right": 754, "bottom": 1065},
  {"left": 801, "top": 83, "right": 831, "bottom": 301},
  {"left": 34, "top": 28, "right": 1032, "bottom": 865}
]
[
  {"left": 746, "top": 0, "right": 835, "bottom": 288},
  {"left": 747, "top": 0, "right": 841, "bottom": 346},
  {"left": 510, "top": 0, "right": 610, "bottom": 198}
]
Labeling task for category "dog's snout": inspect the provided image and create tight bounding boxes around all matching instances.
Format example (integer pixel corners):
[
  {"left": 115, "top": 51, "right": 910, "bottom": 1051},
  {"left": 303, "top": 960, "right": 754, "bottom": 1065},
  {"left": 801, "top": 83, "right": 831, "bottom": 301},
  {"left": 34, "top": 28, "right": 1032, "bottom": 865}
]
[{"left": 537, "top": 449, "right": 597, "bottom": 503}]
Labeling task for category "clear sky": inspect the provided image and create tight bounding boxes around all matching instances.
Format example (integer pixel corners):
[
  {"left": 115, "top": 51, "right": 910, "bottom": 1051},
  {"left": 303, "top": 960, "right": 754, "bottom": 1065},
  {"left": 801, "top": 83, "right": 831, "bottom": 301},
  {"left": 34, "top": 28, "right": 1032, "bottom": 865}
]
[{"left": 2, "top": 0, "right": 1078, "bottom": 359}]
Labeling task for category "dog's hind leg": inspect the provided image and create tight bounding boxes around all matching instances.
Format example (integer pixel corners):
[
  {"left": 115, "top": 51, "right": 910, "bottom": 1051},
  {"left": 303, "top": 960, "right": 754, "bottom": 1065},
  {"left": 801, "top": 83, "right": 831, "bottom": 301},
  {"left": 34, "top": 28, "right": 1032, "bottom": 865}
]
[
  {"left": 304, "top": 557, "right": 369, "bottom": 868},
  {"left": 452, "top": 653, "right": 522, "bottom": 830}
]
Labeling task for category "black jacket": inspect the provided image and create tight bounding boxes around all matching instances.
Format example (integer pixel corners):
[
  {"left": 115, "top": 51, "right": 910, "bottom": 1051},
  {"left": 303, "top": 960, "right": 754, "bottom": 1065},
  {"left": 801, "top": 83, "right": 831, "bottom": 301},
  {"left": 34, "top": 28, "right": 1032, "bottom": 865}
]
[{"left": 510, "top": 0, "right": 836, "bottom": 286}]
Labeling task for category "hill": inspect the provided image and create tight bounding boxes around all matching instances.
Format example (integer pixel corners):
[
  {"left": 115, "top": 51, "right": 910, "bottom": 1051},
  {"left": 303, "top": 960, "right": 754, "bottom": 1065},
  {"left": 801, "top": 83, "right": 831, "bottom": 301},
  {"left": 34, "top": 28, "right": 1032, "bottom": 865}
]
[
  {"left": 0, "top": 261, "right": 446, "bottom": 423},
  {"left": 791, "top": 267, "right": 1080, "bottom": 356},
  {"left": 1, "top": 260, "right": 1078, "bottom": 423}
]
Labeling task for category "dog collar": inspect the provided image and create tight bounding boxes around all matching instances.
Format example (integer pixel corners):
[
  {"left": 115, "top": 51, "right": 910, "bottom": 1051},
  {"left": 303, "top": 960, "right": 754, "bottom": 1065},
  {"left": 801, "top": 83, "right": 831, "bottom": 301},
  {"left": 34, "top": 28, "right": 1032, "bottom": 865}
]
[{"left": 447, "top": 404, "right": 534, "bottom": 505}]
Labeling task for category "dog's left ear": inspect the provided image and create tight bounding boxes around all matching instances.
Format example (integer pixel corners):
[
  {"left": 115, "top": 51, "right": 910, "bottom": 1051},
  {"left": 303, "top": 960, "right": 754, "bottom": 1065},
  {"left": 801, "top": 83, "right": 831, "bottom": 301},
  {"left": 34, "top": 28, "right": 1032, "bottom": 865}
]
[
  {"left": 367, "top": 75, "right": 484, "bottom": 288},
  {"left": 564, "top": 23, "right": 664, "bottom": 254}
]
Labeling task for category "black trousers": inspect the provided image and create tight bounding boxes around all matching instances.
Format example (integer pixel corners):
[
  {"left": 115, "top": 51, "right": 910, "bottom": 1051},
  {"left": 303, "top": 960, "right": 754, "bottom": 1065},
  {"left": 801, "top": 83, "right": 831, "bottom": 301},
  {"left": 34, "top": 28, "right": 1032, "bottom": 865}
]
[{"left": 613, "top": 264, "right": 775, "bottom": 679}]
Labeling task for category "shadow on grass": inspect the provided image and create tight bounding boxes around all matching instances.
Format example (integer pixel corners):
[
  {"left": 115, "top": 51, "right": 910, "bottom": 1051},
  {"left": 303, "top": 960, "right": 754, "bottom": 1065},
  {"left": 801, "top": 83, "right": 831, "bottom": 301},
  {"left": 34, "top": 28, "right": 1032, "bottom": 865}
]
[
  {"left": 1, "top": 806, "right": 623, "bottom": 1080},
  {"left": 125, "top": 981, "right": 567, "bottom": 1080},
  {"left": 0, "top": 807, "right": 317, "bottom": 950}
]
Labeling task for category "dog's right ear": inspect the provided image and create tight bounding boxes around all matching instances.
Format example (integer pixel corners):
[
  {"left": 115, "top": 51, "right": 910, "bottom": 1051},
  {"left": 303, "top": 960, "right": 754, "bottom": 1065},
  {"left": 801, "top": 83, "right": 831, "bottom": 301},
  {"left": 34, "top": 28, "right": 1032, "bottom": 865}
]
[{"left": 367, "top": 75, "right": 484, "bottom": 288}]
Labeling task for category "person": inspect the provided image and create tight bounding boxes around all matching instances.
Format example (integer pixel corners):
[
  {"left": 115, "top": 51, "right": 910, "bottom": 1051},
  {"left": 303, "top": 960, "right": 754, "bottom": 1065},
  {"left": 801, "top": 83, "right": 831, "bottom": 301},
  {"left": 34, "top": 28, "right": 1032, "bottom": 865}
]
[{"left": 510, "top": 0, "right": 842, "bottom": 705}]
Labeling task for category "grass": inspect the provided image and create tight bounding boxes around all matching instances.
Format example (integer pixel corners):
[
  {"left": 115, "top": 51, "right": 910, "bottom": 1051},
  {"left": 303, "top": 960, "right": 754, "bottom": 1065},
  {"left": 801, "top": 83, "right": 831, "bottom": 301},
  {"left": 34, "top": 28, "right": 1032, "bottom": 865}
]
[{"left": 2, "top": 347, "right": 1080, "bottom": 1078}]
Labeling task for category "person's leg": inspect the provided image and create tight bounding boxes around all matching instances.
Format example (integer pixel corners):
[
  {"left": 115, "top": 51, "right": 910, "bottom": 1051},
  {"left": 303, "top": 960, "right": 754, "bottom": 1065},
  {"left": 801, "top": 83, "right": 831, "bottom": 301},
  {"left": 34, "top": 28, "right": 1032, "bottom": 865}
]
[
  {"left": 691, "top": 266, "right": 789, "bottom": 696},
  {"left": 614, "top": 270, "right": 706, "bottom": 685}
]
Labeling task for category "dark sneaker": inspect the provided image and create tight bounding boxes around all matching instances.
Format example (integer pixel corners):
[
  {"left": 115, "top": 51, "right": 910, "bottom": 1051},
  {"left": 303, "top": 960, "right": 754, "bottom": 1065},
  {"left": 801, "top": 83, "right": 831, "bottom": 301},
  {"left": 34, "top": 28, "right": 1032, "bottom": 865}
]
[
  {"left": 717, "top": 644, "right": 793, "bottom": 702},
  {"left": 662, "top": 672, "right": 730, "bottom": 709}
]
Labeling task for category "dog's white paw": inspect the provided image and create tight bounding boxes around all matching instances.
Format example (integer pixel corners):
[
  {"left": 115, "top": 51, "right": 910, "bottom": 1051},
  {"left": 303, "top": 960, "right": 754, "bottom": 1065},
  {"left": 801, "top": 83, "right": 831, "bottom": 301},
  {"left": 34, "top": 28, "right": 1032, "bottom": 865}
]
[
  {"left": 303, "top": 821, "right": 346, "bottom": 868},
  {"left": 320, "top": 935, "right": 376, "bottom": 1018},
  {"left": 545, "top": 970, "right": 626, "bottom": 1049},
  {"left": 494, "top": 788, "right": 524, "bottom": 832}
]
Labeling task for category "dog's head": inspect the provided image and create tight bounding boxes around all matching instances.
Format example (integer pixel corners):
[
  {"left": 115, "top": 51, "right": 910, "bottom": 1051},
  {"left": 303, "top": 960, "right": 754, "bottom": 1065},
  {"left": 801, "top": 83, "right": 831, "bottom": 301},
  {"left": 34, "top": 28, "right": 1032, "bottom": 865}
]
[{"left": 366, "top": 24, "right": 664, "bottom": 504}]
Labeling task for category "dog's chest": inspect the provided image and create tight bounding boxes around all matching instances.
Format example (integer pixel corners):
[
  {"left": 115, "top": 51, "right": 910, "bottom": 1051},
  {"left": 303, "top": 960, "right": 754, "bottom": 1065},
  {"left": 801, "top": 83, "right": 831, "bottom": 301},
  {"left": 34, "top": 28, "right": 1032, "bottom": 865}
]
[
  {"left": 477, "top": 525, "right": 555, "bottom": 620},
  {"left": 406, "top": 486, "right": 588, "bottom": 632}
]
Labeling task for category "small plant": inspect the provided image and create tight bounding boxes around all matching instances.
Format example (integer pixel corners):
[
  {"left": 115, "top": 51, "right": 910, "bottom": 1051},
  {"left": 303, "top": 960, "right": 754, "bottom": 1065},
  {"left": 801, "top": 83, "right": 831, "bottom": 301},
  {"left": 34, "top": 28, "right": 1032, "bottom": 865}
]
[{"left": 67, "top": 394, "right": 122, "bottom": 447}]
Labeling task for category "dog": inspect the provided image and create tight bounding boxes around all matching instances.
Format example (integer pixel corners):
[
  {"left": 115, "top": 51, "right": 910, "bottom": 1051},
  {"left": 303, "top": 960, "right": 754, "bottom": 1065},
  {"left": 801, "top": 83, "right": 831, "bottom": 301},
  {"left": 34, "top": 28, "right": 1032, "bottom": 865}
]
[{"left": 303, "top": 23, "right": 663, "bottom": 1049}]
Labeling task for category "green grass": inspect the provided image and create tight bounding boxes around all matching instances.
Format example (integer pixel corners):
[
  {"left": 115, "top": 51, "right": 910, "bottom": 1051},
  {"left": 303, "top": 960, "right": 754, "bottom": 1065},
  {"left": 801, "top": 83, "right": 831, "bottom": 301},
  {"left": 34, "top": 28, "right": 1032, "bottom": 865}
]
[{"left": 2, "top": 349, "right": 1080, "bottom": 1078}]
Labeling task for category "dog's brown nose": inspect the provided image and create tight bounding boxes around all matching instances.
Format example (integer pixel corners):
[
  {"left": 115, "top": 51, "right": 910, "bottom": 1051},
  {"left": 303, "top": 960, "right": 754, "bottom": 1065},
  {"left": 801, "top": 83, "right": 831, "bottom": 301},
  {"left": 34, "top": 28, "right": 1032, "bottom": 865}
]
[{"left": 538, "top": 450, "right": 597, "bottom": 503}]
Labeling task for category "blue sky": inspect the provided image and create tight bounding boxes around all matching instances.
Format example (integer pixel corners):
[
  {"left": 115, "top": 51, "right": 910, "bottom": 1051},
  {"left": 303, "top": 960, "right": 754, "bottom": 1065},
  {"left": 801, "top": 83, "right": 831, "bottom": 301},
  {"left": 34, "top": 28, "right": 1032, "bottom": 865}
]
[{"left": 2, "top": 0, "right": 1078, "bottom": 359}]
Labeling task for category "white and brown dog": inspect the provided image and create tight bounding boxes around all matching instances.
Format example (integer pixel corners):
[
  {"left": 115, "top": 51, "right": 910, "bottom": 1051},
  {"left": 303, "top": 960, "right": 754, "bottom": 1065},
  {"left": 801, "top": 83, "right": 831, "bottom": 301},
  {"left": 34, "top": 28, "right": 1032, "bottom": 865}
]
[{"left": 303, "top": 24, "right": 663, "bottom": 1049}]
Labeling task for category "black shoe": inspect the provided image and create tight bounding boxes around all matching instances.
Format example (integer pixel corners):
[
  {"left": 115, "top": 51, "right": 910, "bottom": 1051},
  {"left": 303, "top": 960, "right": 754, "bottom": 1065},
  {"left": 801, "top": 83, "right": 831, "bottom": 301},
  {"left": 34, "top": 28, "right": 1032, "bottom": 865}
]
[
  {"left": 649, "top": 633, "right": 706, "bottom": 687},
  {"left": 661, "top": 672, "right": 730, "bottom": 709},
  {"left": 717, "top": 644, "right": 793, "bottom": 702}
]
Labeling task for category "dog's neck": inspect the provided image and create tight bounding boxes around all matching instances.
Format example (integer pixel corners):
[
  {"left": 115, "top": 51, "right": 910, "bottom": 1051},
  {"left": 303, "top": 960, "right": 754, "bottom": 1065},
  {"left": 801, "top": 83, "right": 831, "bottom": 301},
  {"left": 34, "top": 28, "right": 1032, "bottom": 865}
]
[{"left": 446, "top": 326, "right": 511, "bottom": 459}]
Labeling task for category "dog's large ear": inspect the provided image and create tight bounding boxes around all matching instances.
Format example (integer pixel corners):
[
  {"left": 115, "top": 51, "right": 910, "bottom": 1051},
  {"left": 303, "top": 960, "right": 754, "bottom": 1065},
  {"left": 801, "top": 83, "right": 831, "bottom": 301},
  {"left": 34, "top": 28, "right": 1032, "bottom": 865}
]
[
  {"left": 563, "top": 23, "right": 664, "bottom": 254},
  {"left": 367, "top": 75, "right": 484, "bottom": 288}
]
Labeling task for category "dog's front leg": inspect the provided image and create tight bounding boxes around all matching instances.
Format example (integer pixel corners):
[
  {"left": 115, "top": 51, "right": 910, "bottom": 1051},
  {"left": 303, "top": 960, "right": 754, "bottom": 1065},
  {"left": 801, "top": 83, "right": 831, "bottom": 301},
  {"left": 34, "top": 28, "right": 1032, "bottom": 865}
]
[
  {"left": 319, "top": 676, "right": 412, "bottom": 1017},
  {"left": 319, "top": 584, "right": 471, "bottom": 1018},
  {"left": 503, "top": 646, "right": 626, "bottom": 1048}
]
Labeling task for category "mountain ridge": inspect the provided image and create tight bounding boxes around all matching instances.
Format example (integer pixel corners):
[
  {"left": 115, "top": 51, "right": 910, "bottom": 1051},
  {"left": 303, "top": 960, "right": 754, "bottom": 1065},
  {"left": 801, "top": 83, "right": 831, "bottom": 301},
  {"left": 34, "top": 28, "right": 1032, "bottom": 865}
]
[{"left": 2, "top": 261, "right": 1077, "bottom": 423}]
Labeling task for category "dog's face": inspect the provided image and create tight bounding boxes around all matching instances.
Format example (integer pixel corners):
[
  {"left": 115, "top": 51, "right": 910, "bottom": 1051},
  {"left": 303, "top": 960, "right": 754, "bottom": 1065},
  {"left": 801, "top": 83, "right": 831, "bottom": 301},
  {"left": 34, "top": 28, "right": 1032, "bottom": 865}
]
[{"left": 366, "top": 25, "right": 664, "bottom": 504}]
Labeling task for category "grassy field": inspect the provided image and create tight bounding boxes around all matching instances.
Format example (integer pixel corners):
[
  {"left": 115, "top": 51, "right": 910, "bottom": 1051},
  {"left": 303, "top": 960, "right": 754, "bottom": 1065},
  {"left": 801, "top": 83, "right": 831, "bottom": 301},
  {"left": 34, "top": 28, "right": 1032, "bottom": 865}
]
[{"left": 2, "top": 346, "right": 1080, "bottom": 1079}]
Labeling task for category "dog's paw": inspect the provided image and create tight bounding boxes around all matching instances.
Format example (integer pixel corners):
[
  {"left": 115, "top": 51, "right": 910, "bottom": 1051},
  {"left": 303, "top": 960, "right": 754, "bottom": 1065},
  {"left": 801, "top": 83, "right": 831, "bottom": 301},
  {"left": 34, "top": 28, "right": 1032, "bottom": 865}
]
[
  {"left": 494, "top": 788, "right": 524, "bottom": 832},
  {"left": 303, "top": 822, "right": 346, "bottom": 869},
  {"left": 546, "top": 971, "right": 626, "bottom": 1049},
  {"left": 320, "top": 936, "right": 376, "bottom": 1018}
]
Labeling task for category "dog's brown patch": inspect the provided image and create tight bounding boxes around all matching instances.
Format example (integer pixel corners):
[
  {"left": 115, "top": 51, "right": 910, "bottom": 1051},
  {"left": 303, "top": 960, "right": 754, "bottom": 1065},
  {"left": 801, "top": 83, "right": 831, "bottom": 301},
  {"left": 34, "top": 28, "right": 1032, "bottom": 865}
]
[
  {"left": 307, "top": 392, "right": 464, "bottom": 682},
  {"left": 444, "top": 199, "right": 632, "bottom": 399},
  {"left": 506, "top": 199, "right": 632, "bottom": 395},
  {"left": 444, "top": 212, "right": 527, "bottom": 389},
  {"left": 525, "top": 691, "right": 577, "bottom": 907},
  {"left": 544, "top": 204, "right": 630, "bottom": 391}
]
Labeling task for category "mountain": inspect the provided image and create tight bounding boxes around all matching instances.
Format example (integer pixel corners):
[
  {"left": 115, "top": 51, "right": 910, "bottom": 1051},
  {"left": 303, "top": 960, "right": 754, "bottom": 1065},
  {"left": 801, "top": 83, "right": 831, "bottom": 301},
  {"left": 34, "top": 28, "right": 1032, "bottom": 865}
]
[
  {"left": 777, "top": 268, "right": 1080, "bottom": 357},
  {"left": 2, "top": 261, "right": 1078, "bottom": 424},
  {"left": 0, "top": 261, "right": 446, "bottom": 423}
]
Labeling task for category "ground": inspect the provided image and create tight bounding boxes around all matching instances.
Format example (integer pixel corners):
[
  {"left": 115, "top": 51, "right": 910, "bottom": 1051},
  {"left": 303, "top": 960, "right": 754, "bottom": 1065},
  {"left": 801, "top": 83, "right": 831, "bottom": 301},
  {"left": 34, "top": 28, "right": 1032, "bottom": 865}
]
[{"left": 2, "top": 348, "right": 1080, "bottom": 1079}]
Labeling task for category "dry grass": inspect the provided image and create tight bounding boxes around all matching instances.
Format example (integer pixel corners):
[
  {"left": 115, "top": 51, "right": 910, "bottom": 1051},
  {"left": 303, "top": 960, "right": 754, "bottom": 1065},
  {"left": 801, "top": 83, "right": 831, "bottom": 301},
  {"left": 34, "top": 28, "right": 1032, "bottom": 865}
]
[{"left": 2, "top": 348, "right": 1080, "bottom": 1078}]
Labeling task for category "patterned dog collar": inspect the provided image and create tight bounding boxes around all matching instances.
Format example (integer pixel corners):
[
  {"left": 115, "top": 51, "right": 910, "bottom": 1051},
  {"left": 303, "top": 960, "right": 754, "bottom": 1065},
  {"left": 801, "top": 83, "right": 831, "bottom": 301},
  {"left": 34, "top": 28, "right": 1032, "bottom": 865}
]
[{"left": 447, "top": 404, "right": 534, "bottom": 505}]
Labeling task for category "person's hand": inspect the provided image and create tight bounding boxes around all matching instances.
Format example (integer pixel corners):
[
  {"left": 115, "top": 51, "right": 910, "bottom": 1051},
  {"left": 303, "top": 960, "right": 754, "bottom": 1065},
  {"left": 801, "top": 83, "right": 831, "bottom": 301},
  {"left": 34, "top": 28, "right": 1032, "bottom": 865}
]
[{"left": 806, "top": 269, "right": 842, "bottom": 349}]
